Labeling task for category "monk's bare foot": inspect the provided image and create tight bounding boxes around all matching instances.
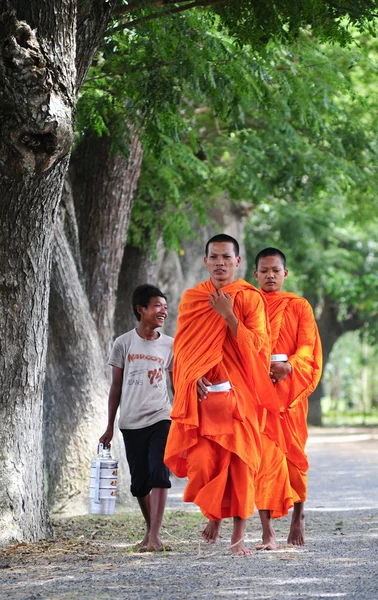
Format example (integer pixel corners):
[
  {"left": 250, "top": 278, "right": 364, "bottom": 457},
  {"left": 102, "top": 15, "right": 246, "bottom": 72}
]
[
  {"left": 287, "top": 514, "right": 305, "bottom": 546},
  {"left": 256, "top": 538, "right": 277, "bottom": 551},
  {"left": 202, "top": 519, "right": 221, "bottom": 544},
  {"left": 230, "top": 534, "right": 253, "bottom": 556},
  {"left": 255, "top": 528, "right": 277, "bottom": 550},
  {"left": 256, "top": 510, "right": 277, "bottom": 550}
]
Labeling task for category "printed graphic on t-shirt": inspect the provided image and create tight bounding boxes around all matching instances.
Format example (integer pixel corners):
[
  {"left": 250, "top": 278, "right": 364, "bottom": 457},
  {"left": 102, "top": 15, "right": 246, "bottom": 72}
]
[
  {"left": 128, "top": 353, "right": 164, "bottom": 366},
  {"left": 127, "top": 355, "right": 165, "bottom": 389},
  {"left": 148, "top": 367, "right": 163, "bottom": 386}
]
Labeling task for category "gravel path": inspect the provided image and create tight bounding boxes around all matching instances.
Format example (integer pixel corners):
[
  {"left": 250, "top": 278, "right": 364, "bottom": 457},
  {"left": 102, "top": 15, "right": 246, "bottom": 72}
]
[{"left": 1, "top": 427, "right": 377, "bottom": 600}]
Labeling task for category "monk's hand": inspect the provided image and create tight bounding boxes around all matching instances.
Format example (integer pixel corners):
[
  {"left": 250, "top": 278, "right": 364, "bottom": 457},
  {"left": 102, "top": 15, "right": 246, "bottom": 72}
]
[
  {"left": 197, "top": 376, "right": 212, "bottom": 402},
  {"left": 208, "top": 289, "right": 233, "bottom": 319},
  {"left": 270, "top": 361, "right": 292, "bottom": 384}
]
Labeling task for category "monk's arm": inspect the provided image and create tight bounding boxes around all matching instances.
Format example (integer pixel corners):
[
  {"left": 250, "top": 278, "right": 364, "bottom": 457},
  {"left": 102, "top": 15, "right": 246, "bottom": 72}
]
[
  {"left": 288, "top": 300, "right": 317, "bottom": 373},
  {"left": 237, "top": 293, "right": 269, "bottom": 352}
]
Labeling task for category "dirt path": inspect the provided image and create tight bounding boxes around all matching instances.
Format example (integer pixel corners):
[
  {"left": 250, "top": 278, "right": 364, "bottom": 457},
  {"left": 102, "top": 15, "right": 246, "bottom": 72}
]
[{"left": 1, "top": 427, "right": 377, "bottom": 600}]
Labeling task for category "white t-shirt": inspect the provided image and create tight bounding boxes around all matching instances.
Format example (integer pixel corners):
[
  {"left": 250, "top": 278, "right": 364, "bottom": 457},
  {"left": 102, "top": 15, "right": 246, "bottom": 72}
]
[{"left": 108, "top": 329, "right": 174, "bottom": 429}]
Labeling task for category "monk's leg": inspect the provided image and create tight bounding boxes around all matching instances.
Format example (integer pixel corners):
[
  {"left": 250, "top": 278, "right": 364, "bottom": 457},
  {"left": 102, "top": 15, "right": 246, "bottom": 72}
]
[
  {"left": 287, "top": 502, "right": 305, "bottom": 546},
  {"left": 146, "top": 488, "right": 168, "bottom": 550},
  {"left": 231, "top": 517, "right": 253, "bottom": 555},
  {"left": 286, "top": 459, "right": 307, "bottom": 546},
  {"left": 202, "top": 519, "right": 221, "bottom": 543},
  {"left": 137, "top": 494, "right": 151, "bottom": 547},
  {"left": 256, "top": 509, "right": 277, "bottom": 550}
]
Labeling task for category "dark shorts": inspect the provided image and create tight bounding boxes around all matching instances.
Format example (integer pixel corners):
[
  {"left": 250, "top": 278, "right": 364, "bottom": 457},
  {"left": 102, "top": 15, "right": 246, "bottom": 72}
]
[{"left": 121, "top": 420, "right": 171, "bottom": 498}]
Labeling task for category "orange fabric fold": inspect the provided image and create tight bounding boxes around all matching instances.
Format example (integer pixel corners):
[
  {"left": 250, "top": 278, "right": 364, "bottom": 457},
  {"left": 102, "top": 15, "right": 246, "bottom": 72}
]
[
  {"left": 260, "top": 290, "right": 322, "bottom": 492},
  {"left": 164, "top": 278, "right": 282, "bottom": 519},
  {"left": 255, "top": 432, "right": 297, "bottom": 518}
]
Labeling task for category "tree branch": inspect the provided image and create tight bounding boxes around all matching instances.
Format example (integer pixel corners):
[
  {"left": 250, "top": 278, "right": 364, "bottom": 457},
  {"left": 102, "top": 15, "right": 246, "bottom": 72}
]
[
  {"left": 108, "top": 0, "right": 228, "bottom": 34},
  {"left": 112, "top": 0, "right": 194, "bottom": 17}
]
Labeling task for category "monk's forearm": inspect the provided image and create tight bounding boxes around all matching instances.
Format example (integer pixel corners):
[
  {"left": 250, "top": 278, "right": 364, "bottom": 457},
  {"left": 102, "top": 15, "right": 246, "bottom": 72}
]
[{"left": 223, "top": 312, "right": 239, "bottom": 337}]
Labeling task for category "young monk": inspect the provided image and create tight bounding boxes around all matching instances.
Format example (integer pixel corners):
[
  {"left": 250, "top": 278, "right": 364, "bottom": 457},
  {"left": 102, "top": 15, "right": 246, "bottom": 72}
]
[
  {"left": 164, "top": 234, "right": 283, "bottom": 555},
  {"left": 254, "top": 247, "right": 322, "bottom": 548}
]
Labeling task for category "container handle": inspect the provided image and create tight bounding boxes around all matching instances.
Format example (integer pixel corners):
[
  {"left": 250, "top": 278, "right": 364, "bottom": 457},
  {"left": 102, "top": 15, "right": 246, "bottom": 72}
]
[{"left": 94, "top": 444, "right": 102, "bottom": 504}]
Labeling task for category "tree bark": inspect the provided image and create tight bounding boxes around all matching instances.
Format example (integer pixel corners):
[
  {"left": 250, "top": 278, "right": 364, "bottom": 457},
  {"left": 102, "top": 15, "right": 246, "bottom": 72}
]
[
  {"left": 44, "top": 199, "right": 109, "bottom": 513},
  {"left": 71, "top": 131, "right": 143, "bottom": 355},
  {"left": 0, "top": 2, "right": 76, "bottom": 545},
  {"left": 0, "top": 1, "right": 115, "bottom": 544},
  {"left": 44, "top": 131, "right": 143, "bottom": 512}
]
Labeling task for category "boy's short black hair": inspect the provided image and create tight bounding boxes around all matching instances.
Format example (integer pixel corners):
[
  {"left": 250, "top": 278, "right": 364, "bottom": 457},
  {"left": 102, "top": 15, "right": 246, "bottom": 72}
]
[
  {"left": 205, "top": 234, "right": 240, "bottom": 257},
  {"left": 132, "top": 284, "right": 167, "bottom": 322},
  {"left": 255, "top": 247, "right": 286, "bottom": 269}
]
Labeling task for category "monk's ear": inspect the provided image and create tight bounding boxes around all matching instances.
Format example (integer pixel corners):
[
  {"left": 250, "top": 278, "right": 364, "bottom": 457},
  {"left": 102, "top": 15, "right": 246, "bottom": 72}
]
[
  {"left": 284, "top": 268, "right": 288, "bottom": 279},
  {"left": 253, "top": 269, "right": 258, "bottom": 281},
  {"left": 236, "top": 256, "right": 241, "bottom": 267}
]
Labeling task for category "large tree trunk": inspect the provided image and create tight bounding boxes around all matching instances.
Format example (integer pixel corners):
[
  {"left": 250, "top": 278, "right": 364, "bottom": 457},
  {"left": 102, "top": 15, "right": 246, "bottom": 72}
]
[
  {"left": 0, "top": 3, "right": 75, "bottom": 545},
  {"left": 0, "top": 1, "right": 114, "bottom": 544},
  {"left": 115, "top": 244, "right": 160, "bottom": 336},
  {"left": 44, "top": 199, "right": 109, "bottom": 513},
  {"left": 72, "top": 131, "right": 143, "bottom": 355},
  {"left": 44, "top": 131, "right": 143, "bottom": 512}
]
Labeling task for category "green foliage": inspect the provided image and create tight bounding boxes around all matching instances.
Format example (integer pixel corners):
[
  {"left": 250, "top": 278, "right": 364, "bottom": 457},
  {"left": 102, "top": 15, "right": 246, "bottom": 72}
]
[
  {"left": 244, "top": 199, "right": 378, "bottom": 341},
  {"left": 76, "top": 7, "right": 378, "bottom": 255},
  {"left": 214, "top": 1, "right": 378, "bottom": 47},
  {"left": 127, "top": 140, "right": 211, "bottom": 251},
  {"left": 322, "top": 331, "right": 378, "bottom": 423},
  {"left": 112, "top": 1, "right": 378, "bottom": 48}
]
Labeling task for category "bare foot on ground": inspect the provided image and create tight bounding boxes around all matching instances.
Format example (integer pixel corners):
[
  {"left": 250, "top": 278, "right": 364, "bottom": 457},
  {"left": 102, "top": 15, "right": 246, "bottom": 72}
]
[
  {"left": 230, "top": 535, "right": 253, "bottom": 556},
  {"left": 256, "top": 510, "right": 277, "bottom": 550},
  {"left": 202, "top": 519, "right": 221, "bottom": 543},
  {"left": 255, "top": 538, "right": 277, "bottom": 551},
  {"left": 287, "top": 515, "right": 305, "bottom": 546}
]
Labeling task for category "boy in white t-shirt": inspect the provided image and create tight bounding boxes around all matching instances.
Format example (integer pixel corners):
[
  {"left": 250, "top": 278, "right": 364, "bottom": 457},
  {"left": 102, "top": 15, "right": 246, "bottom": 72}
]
[{"left": 100, "top": 284, "right": 174, "bottom": 551}]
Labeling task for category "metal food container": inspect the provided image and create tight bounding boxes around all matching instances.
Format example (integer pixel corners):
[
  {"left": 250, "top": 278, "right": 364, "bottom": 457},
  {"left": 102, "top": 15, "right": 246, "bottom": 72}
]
[{"left": 88, "top": 443, "right": 118, "bottom": 515}]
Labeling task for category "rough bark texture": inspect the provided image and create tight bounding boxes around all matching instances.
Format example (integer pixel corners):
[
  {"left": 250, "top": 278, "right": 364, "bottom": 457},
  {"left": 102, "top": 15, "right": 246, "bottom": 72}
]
[
  {"left": 0, "top": 1, "right": 116, "bottom": 544},
  {"left": 71, "top": 131, "right": 143, "bottom": 356},
  {"left": 44, "top": 200, "right": 109, "bottom": 513},
  {"left": 44, "top": 130, "right": 143, "bottom": 512},
  {"left": 0, "top": 2, "right": 76, "bottom": 545}
]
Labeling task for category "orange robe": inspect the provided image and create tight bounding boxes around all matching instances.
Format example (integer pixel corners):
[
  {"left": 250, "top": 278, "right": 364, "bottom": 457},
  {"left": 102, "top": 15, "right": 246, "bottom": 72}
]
[
  {"left": 256, "top": 290, "right": 322, "bottom": 509},
  {"left": 164, "top": 278, "right": 284, "bottom": 520}
]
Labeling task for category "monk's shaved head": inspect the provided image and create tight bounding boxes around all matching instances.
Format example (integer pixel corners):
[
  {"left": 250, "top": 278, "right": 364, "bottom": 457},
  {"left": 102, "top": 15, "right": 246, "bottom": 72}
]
[
  {"left": 255, "top": 247, "right": 286, "bottom": 269},
  {"left": 205, "top": 234, "right": 239, "bottom": 257}
]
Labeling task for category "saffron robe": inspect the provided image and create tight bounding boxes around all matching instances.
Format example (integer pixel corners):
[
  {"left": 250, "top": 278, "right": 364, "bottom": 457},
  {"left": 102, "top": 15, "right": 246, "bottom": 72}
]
[
  {"left": 164, "top": 278, "right": 283, "bottom": 520},
  {"left": 256, "top": 290, "right": 322, "bottom": 508}
]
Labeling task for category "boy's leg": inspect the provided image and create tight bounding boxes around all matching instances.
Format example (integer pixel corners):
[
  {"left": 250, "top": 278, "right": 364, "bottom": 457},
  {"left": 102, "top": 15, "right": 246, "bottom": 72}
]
[
  {"left": 136, "top": 494, "right": 151, "bottom": 546},
  {"left": 147, "top": 420, "right": 171, "bottom": 550},
  {"left": 231, "top": 517, "right": 252, "bottom": 555},
  {"left": 121, "top": 428, "right": 152, "bottom": 546}
]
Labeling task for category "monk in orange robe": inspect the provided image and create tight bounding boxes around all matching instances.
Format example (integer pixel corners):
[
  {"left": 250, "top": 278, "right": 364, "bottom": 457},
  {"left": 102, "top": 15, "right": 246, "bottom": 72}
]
[
  {"left": 254, "top": 247, "right": 322, "bottom": 548},
  {"left": 164, "top": 234, "right": 283, "bottom": 555}
]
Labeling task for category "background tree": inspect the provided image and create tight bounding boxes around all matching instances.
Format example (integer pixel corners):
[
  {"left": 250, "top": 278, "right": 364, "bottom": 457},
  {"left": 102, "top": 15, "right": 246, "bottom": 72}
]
[
  {"left": 2, "top": 0, "right": 378, "bottom": 544},
  {"left": 46, "top": 12, "right": 378, "bottom": 512}
]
